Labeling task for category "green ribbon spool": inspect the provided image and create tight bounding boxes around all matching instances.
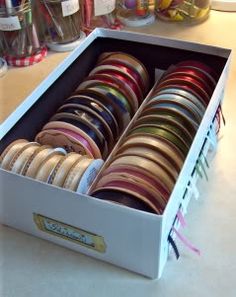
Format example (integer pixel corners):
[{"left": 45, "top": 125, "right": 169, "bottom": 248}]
[
  {"left": 136, "top": 116, "right": 193, "bottom": 147},
  {"left": 130, "top": 125, "right": 189, "bottom": 156},
  {"left": 143, "top": 106, "right": 197, "bottom": 138},
  {"left": 98, "top": 85, "right": 132, "bottom": 115}
]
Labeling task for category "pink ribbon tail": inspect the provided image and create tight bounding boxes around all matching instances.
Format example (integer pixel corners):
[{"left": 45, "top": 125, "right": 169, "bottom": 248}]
[
  {"left": 176, "top": 210, "right": 187, "bottom": 228},
  {"left": 172, "top": 227, "right": 201, "bottom": 256}
]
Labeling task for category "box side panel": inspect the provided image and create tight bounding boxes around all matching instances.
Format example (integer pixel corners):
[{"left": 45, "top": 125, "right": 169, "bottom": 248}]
[
  {"left": 0, "top": 170, "right": 161, "bottom": 278},
  {"left": 157, "top": 54, "right": 231, "bottom": 278},
  {"left": 97, "top": 29, "right": 231, "bottom": 58}
]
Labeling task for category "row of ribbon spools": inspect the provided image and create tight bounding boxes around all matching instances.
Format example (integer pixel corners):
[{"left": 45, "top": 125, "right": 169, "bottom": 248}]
[{"left": 90, "top": 59, "right": 217, "bottom": 214}]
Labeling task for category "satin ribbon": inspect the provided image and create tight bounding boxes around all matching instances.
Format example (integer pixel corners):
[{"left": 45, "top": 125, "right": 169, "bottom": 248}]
[
  {"left": 187, "top": 181, "right": 199, "bottom": 200},
  {"left": 207, "top": 127, "right": 218, "bottom": 151},
  {"left": 203, "top": 154, "right": 209, "bottom": 169},
  {"left": 198, "top": 157, "right": 208, "bottom": 181},
  {"left": 172, "top": 227, "right": 201, "bottom": 256},
  {"left": 176, "top": 209, "right": 187, "bottom": 228},
  {"left": 218, "top": 104, "right": 226, "bottom": 127},
  {"left": 168, "top": 234, "right": 180, "bottom": 260}
]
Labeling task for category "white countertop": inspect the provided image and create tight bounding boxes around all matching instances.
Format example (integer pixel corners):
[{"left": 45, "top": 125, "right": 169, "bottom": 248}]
[{"left": 1, "top": 10, "right": 236, "bottom": 297}]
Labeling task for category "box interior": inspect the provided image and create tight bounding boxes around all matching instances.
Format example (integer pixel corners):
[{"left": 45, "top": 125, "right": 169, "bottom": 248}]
[{"left": 0, "top": 37, "right": 227, "bottom": 154}]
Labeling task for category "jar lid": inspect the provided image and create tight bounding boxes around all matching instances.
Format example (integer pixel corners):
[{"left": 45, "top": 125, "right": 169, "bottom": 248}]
[{"left": 4, "top": 47, "right": 47, "bottom": 67}]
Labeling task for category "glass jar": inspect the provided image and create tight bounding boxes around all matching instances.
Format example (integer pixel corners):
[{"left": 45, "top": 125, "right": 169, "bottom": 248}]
[
  {"left": 0, "top": 0, "right": 43, "bottom": 59},
  {"left": 116, "top": 0, "right": 156, "bottom": 27},
  {"left": 40, "top": 0, "right": 82, "bottom": 44},
  {"left": 80, "top": 0, "right": 119, "bottom": 35},
  {"left": 155, "top": 0, "right": 211, "bottom": 23}
]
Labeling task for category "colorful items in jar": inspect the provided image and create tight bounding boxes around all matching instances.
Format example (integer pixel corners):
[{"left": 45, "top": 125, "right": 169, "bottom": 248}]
[
  {"left": 80, "top": 0, "right": 121, "bottom": 34},
  {"left": 116, "top": 0, "right": 156, "bottom": 27},
  {"left": 155, "top": 0, "right": 211, "bottom": 22},
  {"left": 39, "top": 0, "right": 86, "bottom": 52},
  {"left": 0, "top": 0, "right": 47, "bottom": 66}
]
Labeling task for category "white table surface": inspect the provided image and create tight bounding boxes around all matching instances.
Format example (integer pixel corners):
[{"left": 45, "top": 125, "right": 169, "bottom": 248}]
[{"left": 1, "top": 10, "right": 236, "bottom": 297}]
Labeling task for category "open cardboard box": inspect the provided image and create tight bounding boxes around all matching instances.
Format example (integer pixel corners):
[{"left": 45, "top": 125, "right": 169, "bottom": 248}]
[{"left": 0, "top": 29, "right": 231, "bottom": 279}]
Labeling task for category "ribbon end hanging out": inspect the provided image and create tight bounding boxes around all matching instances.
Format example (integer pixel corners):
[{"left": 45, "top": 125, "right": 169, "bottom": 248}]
[
  {"left": 172, "top": 227, "right": 201, "bottom": 256},
  {"left": 168, "top": 234, "right": 180, "bottom": 260}
]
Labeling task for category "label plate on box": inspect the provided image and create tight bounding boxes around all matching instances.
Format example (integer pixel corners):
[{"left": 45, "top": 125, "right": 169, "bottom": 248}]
[{"left": 33, "top": 213, "right": 106, "bottom": 253}]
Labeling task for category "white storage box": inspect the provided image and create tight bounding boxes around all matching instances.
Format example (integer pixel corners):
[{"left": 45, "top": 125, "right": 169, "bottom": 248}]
[{"left": 0, "top": 29, "right": 231, "bottom": 279}]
